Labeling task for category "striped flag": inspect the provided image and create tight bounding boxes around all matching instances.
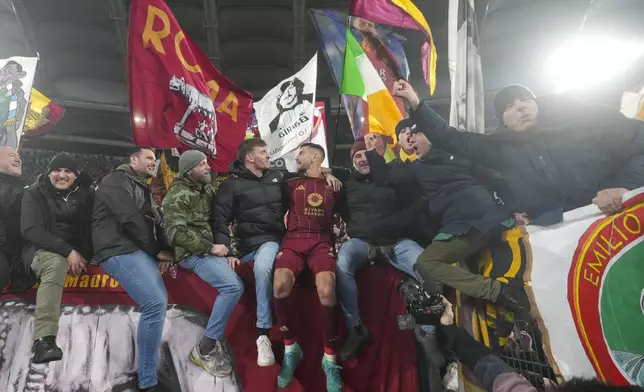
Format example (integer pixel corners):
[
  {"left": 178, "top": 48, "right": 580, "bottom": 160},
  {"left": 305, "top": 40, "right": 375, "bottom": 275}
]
[
  {"left": 23, "top": 89, "right": 65, "bottom": 136},
  {"left": 341, "top": 25, "right": 402, "bottom": 142},
  {"left": 350, "top": 0, "right": 437, "bottom": 95}
]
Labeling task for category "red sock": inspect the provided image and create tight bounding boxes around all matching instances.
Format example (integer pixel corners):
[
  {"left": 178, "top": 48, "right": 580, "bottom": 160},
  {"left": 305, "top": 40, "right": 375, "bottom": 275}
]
[
  {"left": 323, "top": 305, "right": 338, "bottom": 355},
  {"left": 274, "top": 294, "right": 298, "bottom": 344}
]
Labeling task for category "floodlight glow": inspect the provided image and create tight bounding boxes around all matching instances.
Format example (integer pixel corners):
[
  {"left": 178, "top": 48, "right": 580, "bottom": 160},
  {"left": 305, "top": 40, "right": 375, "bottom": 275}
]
[{"left": 544, "top": 36, "right": 644, "bottom": 93}]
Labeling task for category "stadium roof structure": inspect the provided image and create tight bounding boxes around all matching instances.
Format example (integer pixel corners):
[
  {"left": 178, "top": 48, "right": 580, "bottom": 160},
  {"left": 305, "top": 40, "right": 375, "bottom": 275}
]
[{"left": 0, "top": 0, "right": 642, "bottom": 162}]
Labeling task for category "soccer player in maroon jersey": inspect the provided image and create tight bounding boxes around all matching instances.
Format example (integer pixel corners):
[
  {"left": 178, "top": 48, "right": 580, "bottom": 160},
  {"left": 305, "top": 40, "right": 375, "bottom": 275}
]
[{"left": 273, "top": 143, "right": 342, "bottom": 391}]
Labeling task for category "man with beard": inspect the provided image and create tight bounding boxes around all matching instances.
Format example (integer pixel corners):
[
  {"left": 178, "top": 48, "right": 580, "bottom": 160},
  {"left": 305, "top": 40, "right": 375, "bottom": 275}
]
[
  {"left": 334, "top": 139, "right": 433, "bottom": 361},
  {"left": 272, "top": 143, "right": 342, "bottom": 392},
  {"left": 163, "top": 150, "right": 244, "bottom": 378},
  {"left": 93, "top": 147, "right": 174, "bottom": 391},
  {"left": 212, "top": 138, "right": 340, "bottom": 369},
  {"left": 393, "top": 80, "right": 644, "bottom": 223},
  {"left": 21, "top": 153, "right": 94, "bottom": 363},
  {"left": 269, "top": 78, "right": 314, "bottom": 135},
  {"left": 0, "top": 146, "right": 24, "bottom": 291}
]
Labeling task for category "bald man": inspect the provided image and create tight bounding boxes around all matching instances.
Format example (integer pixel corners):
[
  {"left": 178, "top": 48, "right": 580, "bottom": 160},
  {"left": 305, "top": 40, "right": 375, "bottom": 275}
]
[{"left": 0, "top": 146, "right": 25, "bottom": 290}]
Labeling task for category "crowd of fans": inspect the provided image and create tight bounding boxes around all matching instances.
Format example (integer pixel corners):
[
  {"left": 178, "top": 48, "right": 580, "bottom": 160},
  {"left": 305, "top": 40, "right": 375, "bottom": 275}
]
[{"left": 0, "top": 80, "right": 643, "bottom": 392}]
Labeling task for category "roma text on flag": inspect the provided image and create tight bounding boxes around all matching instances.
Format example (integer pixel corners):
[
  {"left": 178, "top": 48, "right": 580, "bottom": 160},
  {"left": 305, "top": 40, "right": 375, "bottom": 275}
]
[{"left": 127, "top": 0, "right": 253, "bottom": 172}]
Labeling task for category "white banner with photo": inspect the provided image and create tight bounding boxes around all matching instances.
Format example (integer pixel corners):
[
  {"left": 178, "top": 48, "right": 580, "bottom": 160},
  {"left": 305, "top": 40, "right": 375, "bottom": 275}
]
[
  {"left": 254, "top": 54, "right": 318, "bottom": 160},
  {"left": 447, "top": 0, "right": 484, "bottom": 133},
  {"left": 268, "top": 101, "right": 329, "bottom": 172},
  {"left": 527, "top": 188, "right": 644, "bottom": 386},
  {"left": 0, "top": 56, "right": 38, "bottom": 148}
]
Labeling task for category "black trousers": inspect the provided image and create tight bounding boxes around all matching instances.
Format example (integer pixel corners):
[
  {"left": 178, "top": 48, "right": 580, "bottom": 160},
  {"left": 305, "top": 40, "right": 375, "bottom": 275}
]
[{"left": 0, "top": 250, "right": 11, "bottom": 290}]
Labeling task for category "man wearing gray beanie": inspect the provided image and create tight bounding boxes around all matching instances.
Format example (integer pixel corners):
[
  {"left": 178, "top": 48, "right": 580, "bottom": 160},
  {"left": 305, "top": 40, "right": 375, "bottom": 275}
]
[{"left": 163, "top": 150, "right": 242, "bottom": 378}]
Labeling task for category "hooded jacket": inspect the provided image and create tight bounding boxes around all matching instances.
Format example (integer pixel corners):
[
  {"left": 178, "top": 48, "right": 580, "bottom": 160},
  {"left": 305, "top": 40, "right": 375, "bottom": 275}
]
[
  {"left": 211, "top": 159, "right": 286, "bottom": 255},
  {"left": 92, "top": 165, "right": 170, "bottom": 262},
  {"left": 413, "top": 95, "right": 644, "bottom": 225},
  {"left": 163, "top": 175, "right": 215, "bottom": 261},
  {"left": 367, "top": 148, "right": 512, "bottom": 237},
  {"left": 21, "top": 173, "right": 94, "bottom": 267},
  {"left": 0, "top": 173, "right": 24, "bottom": 259}
]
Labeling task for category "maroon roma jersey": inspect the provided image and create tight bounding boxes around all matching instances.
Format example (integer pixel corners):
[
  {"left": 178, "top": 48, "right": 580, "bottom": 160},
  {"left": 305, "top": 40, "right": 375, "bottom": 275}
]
[{"left": 284, "top": 176, "right": 336, "bottom": 240}]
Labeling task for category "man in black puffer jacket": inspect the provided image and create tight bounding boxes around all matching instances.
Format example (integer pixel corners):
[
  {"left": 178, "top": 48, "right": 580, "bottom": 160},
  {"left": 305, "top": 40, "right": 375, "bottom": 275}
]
[
  {"left": 21, "top": 153, "right": 94, "bottom": 364},
  {"left": 212, "top": 138, "right": 341, "bottom": 367},
  {"left": 211, "top": 138, "right": 286, "bottom": 366},
  {"left": 0, "top": 146, "right": 25, "bottom": 291},
  {"left": 334, "top": 138, "right": 438, "bottom": 362}
]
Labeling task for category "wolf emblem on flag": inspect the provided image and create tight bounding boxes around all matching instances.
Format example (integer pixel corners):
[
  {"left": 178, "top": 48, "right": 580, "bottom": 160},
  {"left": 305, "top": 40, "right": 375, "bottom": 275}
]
[{"left": 169, "top": 75, "right": 217, "bottom": 157}]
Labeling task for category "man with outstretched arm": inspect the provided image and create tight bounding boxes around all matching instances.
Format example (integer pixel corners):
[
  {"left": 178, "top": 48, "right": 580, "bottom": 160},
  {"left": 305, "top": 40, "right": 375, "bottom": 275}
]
[
  {"left": 163, "top": 150, "right": 244, "bottom": 378},
  {"left": 93, "top": 147, "right": 174, "bottom": 392},
  {"left": 364, "top": 125, "right": 525, "bottom": 315},
  {"left": 272, "top": 143, "right": 343, "bottom": 392},
  {"left": 392, "top": 79, "right": 644, "bottom": 223},
  {"left": 21, "top": 153, "right": 94, "bottom": 363}
]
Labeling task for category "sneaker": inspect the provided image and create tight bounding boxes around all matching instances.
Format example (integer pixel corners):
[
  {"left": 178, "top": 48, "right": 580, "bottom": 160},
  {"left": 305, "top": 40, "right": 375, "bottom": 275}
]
[
  {"left": 32, "top": 336, "right": 63, "bottom": 364},
  {"left": 257, "top": 335, "right": 276, "bottom": 367},
  {"left": 443, "top": 362, "right": 459, "bottom": 392},
  {"left": 339, "top": 325, "right": 370, "bottom": 361},
  {"left": 277, "top": 343, "right": 303, "bottom": 388},
  {"left": 496, "top": 283, "right": 525, "bottom": 315},
  {"left": 190, "top": 340, "right": 233, "bottom": 378},
  {"left": 321, "top": 357, "right": 343, "bottom": 392}
]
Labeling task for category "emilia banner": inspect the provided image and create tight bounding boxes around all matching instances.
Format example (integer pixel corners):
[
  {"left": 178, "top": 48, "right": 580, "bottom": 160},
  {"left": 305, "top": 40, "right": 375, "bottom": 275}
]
[{"left": 528, "top": 187, "right": 644, "bottom": 386}]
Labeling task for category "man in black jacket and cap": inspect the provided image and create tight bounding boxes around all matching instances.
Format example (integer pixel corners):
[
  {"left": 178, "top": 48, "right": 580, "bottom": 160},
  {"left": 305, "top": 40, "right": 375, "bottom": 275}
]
[
  {"left": 392, "top": 80, "right": 644, "bottom": 224},
  {"left": 0, "top": 146, "right": 24, "bottom": 291},
  {"left": 21, "top": 152, "right": 94, "bottom": 364},
  {"left": 364, "top": 126, "right": 524, "bottom": 314},
  {"left": 93, "top": 147, "right": 173, "bottom": 391},
  {"left": 334, "top": 138, "right": 434, "bottom": 361}
]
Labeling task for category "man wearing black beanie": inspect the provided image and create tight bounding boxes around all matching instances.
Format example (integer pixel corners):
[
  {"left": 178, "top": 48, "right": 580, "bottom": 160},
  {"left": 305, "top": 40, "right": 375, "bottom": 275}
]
[
  {"left": 393, "top": 79, "right": 644, "bottom": 225},
  {"left": 20, "top": 152, "right": 94, "bottom": 364}
]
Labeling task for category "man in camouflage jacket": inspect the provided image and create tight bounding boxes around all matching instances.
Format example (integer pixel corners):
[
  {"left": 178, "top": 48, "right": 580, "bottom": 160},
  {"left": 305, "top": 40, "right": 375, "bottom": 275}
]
[{"left": 163, "top": 150, "right": 243, "bottom": 379}]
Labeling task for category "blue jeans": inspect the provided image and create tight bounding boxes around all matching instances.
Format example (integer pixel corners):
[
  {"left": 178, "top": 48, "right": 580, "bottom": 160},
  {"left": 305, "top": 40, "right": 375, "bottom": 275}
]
[
  {"left": 179, "top": 255, "right": 244, "bottom": 340},
  {"left": 239, "top": 241, "right": 279, "bottom": 330},
  {"left": 336, "top": 238, "right": 423, "bottom": 328},
  {"left": 102, "top": 250, "right": 168, "bottom": 389}
]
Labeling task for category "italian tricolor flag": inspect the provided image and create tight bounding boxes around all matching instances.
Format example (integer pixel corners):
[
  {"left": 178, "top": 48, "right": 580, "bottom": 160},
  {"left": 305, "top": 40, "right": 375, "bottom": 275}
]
[{"left": 341, "top": 26, "right": 403, "bottom": 142}]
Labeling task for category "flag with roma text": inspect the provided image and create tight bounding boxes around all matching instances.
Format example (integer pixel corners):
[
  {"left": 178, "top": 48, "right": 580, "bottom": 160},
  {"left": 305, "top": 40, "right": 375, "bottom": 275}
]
[{"left": 127, "top": 0, "right": 253, "bottom": 172}]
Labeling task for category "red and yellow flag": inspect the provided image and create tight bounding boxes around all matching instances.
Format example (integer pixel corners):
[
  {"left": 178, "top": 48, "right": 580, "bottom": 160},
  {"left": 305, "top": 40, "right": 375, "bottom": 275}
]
[{"left": 23, "top": 89, "right": 65, "bottom": 136}]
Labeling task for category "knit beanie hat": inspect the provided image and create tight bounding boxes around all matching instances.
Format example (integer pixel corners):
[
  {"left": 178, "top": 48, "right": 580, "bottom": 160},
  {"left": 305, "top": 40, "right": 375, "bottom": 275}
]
[
  {"left": 494, "top": 84, "right": 536, "bottom": 122},
  {"left": 350, "top": 136, "right": 367, "bottom": 158},
  {"left": 395, "top": 117, "right": 417, "bottom": 137},
  {"left": 178, "top": 150, "right": 207, "bottom": 175},
  {"left": 48, "top": 153, "right": 78, "bottom": 175}
]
